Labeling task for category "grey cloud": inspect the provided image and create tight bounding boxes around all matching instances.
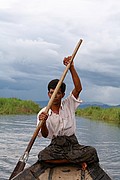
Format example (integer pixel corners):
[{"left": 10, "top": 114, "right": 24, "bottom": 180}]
[{"left": 78, "top": 68, "right": 120, "bottom": 88}]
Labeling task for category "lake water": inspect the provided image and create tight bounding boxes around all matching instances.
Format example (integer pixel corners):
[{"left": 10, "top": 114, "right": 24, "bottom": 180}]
[{"left": 0, "top": 115, "right": 120, "bottom": 180}]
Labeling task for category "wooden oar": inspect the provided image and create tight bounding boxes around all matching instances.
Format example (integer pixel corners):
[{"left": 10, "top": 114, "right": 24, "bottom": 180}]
[{"left": 9, "top": 39, "right": 83, "bottom": 179}]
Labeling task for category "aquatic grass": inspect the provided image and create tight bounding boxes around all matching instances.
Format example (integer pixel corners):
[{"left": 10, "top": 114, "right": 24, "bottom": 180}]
[
  {"left": 76, "top": 106, "right": 120, "bottom": 126},
  {"left": 0, "top": 97, "right": 40, "bottom": 115}
]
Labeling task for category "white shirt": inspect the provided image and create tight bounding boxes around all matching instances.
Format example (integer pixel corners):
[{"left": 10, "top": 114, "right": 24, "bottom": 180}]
[{"left": 37, "top": 93, "right": 82, "bottom": 139}]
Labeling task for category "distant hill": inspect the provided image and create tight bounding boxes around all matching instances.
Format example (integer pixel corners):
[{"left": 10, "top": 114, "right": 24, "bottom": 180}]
[
  {"left": 79, "top": 102, "right": 114, "bottom": 109},
  {"left": 36, "top": 100, "right": 120, "bottom": 109}
]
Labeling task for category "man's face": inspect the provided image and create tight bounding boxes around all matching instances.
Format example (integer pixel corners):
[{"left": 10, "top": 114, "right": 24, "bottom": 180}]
[{"left": 48, "top": 88, "right": 65, "bottom": 105}]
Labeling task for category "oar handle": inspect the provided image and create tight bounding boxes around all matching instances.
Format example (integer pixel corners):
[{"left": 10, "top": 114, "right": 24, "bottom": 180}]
[
  {"left": 26, "top": 39, "right": 83, "bottom": 153},
  {"left": 9, "top": 39, "right": 83, "bottom": 179}
]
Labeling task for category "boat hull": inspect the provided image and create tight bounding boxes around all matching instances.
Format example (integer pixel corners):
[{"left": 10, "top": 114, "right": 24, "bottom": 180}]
[{"left": 12, "top": 161, "right": 112, "bottom": 180}]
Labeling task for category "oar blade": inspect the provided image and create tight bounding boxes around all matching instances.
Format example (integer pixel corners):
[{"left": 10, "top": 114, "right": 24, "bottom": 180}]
[{"left": 9, "top": 161, "right": 25, "bottom": 180}]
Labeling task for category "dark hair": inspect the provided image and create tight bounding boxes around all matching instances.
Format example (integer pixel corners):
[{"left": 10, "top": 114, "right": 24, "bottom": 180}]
[{"left": 48, "top": 79, "right": 66, "bottom": 93}]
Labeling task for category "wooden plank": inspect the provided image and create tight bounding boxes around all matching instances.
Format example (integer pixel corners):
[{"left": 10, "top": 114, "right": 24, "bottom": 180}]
[
  {"left": 85, "top": 170, "right": 93, "bottom": 180},
  {"left": 38, "top": 168, "right": 50, "bottom": 180}
]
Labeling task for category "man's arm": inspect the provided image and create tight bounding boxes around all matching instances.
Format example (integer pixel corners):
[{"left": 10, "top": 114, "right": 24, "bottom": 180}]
[
  {"left": 70, "top": 64, "right": 82, "bottom": 99},
  {"left": 64, "top": 56, "right": 82, "bottom": 99},
  {"left": 39, "top": 112, "right": 49, "bottom": 138}
]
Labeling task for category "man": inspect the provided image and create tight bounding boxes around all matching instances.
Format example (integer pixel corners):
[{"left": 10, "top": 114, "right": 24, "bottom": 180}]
[
  {"left": 12, "top": 56, "right": 111, "bottom": 180},
  {"left": 37, "top": 56, "right": 99, "bottom": 168}
]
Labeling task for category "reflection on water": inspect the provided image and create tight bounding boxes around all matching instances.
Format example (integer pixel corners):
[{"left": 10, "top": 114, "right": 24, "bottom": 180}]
[{"left": 0, "top": 115, "right": 120, "bottom": 180}]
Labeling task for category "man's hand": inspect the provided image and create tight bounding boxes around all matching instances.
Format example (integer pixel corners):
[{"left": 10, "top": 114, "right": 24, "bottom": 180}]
[
  {"left": 63, "top": 56, "right": 74, "bottom": 67},
  {"left": 63, "top": 55, "right": 82, "bottom": 99},
  {"left": 39, "top": 112, "right": 48, "bottom": 122}
]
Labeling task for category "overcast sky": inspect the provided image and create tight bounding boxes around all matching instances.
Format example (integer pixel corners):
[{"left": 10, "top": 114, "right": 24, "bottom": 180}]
[{"left": 0, "top": 0, "right": 120, "bottom": 105}]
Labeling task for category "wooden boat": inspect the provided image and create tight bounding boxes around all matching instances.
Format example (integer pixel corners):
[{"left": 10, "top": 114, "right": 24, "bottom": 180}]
[{"left": 11, "top": 161, "right": 112, "bottom": 180}]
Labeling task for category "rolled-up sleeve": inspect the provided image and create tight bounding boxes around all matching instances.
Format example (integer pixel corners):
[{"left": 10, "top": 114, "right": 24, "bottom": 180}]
[{"left": 68, "top": 92, "right": 83, "bottom": 110}]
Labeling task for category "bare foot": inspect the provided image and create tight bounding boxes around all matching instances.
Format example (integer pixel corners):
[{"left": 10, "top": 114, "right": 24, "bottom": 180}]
[{"left": 82, "top": 162, "right": 87, "bottom": 170}]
